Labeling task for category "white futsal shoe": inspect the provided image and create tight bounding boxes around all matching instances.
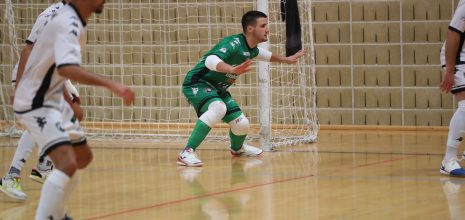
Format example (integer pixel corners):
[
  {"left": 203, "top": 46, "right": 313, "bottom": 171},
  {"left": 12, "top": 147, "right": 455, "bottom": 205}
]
[
  {"left": 230, "top": 144, "right": 263, "bottom": 157},
  {"left": 440, "top": 158, "right": 465, "bottom": 177},
  {"left": 0, "top": 176, "right": 27, "bottom": 201},
  {"left": 29, "top": 168, "right": 52, "bottom": 184},
  {"left": 177, "top": 148, "right": 204, "bottom": 167}
]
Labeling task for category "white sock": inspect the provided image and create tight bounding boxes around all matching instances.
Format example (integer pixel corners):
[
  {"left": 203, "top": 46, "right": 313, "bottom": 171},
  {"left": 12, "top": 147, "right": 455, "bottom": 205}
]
[
  {"left": 445, "top": 100, "right": 465, "bottom": 162},
  {"left": 8, "top": 131, "right": 35, "bottom": 178},
  {"left": 35, "top": 169, "right": 71, "bottom": 220},
  {"left": 57, "top": 171, "right": 80, "bottom": 218}
]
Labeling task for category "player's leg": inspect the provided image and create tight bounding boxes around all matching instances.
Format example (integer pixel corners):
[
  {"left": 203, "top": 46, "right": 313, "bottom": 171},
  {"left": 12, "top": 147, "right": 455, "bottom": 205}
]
[
  {"left": 29, "top": 155, "right": 53, "bottom": 184},
  {"left": 16, "top": 108, "right": 77, "bottom": 219},
  {"left": 178, "top": 84, "right": 226, "bottom": 166},
  {"left": 221, "top": 93, "right": 262, "bottom": 157},
  {"left": 30, "top": 100, "right": 82, "bottom": 184},
  {"left": 55, "top": 102, "right": 90, "bottom": 218},
  {"left": 0, "top": 131, "right": 34, "bottom": 200},
  {"left": 441, "top": 67, "right": 465, "bottom": 176},
  {"left": 37, "top": 145, "right": 78, "bottom": 220},
  {"left": 6, "top": 131, "right": 35, "bottom": 178},
  {"left": 53, "top": 141, "right": 91, "bottom": 219}
]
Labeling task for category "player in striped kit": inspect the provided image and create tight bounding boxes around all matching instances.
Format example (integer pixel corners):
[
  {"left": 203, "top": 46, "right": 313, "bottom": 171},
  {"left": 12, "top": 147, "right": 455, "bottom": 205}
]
[
  {"left": 0, "top": 0, "right": 78, "bottom": 202},
  {"left": 13, "top": 0, "right": 134, "bottom": 219},
  {"left": 439, "top": 0, "right": 465, "bottom": 177}
]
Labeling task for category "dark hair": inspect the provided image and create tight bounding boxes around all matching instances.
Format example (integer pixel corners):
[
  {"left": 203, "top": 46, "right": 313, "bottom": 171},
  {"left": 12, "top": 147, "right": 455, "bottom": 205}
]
[{"left": 241, "top": 11, "right": 267, "bottom": 33}]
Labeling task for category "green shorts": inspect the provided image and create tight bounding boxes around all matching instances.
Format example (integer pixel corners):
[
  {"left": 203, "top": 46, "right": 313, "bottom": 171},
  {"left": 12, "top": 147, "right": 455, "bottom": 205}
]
[{"left": 182, "top": 83, "right": 242, "bottom": 123}]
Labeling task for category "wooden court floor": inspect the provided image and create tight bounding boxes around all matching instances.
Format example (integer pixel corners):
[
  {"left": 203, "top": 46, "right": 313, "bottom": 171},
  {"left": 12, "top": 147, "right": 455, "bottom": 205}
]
[{"left": 1, "top": 130, "right": 465, "bottom": 219}]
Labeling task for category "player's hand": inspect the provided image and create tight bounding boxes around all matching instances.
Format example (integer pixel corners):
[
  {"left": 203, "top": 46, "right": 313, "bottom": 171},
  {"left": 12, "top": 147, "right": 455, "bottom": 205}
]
[
  {"left": 440, "top": 71, "right": 455, "bottom": 93},
  {"left": 71, "top": 94, "right": 81, "bottom": 104},
  {"left": 113, "top": 84, "right": 135, "bottom": 106},
  {"left": 231, "top": 60, "right": 253, "bottom": 75},
  {"left": 71, "top": 103, "right": 84, "bottom": 121},
  {"left": 285, "top": 49, "right": 306, "bottom": 64}
]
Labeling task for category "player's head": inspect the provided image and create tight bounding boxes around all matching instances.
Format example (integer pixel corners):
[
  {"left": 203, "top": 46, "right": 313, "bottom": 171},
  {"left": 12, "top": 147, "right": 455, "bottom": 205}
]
[
  {"left": 93, "top": 0, "right": 106, "bottom": 14},
  {"left": 241, "top": 11, "right": 269, "bottom": 42},
  {"left": 72, "top": 0, "right": 106, "bottom": 15}
]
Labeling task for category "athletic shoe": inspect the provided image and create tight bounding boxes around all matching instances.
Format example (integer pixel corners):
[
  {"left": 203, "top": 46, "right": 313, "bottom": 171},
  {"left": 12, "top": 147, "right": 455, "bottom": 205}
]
[
  {"left": 440, "top": 158, "right": 465, "bottom": 177},
  {"left": 230, "top": 144, "right": 263, "bottom": 157},
  {"left": 29, "top": 168, "right": 51, "bottom": 184},
  {"left": 177, "top": 148, "right": 203, "bottom": 167},
  {"left": 0, "top": 176, "right": 27, "bottom": 201},
  {"left": 63, "top": 214, "right": 73, "bottom": 220}
]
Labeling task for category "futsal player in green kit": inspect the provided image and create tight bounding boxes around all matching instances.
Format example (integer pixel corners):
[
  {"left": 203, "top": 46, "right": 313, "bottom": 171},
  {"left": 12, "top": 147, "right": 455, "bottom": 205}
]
[{"left": 178, "top": 11, "right": 305, "bottom": 166}]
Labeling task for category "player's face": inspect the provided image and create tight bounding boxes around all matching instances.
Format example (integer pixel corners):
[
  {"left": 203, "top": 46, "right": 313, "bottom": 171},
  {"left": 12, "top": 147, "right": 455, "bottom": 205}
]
[
  {"left": 252, "top": 18, "right": 269, "bottom": 43},
  {"left": 93, "top": 0, "right": 106, "bottom": 14}
]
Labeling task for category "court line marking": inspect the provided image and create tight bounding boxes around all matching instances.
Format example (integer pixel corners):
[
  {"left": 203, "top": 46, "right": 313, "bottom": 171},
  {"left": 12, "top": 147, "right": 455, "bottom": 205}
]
[
  {"left": 84, "top": 154, "right": 415, "bottom": 220},
  {"left": 84, "top": 174, "right": 315, "bottom": 220},
  {"left": 90, "top": 145, "right": 444, "bottom": 156}
]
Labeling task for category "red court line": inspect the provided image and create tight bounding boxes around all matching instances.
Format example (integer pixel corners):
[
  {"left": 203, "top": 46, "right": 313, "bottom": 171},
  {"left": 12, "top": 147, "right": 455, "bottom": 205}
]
[
  {"left": 85, "top": 154, "right": 417, "bottom": 220},
  {"left": 84, "top": 174, "right": 315, "bottom": 220},
  {"left": 354, "top": 155, "right": 418, "bottom": 168}
]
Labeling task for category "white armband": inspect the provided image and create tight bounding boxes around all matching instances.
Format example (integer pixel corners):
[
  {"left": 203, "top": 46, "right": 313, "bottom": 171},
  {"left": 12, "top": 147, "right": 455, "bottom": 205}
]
[
  {"left": 256, "top": 47, "right": 272, "bottom": 61},
  {"left": 205, "top": 55, "right": 223, "bottom": 71},
  {"left": 65, "top": 79, "right": 79, "bottom": 97}
]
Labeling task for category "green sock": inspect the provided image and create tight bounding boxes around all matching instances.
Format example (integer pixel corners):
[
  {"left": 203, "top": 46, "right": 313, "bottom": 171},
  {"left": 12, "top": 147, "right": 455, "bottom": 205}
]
[
  {"left": 185, "top": 120, "right": 211, "bottom": 151},
  {"left": 229, "top": 129, "right": 246, "bottom": 151}
]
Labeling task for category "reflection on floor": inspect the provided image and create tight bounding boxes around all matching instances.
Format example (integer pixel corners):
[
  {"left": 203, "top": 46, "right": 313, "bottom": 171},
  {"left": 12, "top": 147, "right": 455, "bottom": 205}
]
[{"left": 0, "top": 130, "right": 463, "bottom": 219}]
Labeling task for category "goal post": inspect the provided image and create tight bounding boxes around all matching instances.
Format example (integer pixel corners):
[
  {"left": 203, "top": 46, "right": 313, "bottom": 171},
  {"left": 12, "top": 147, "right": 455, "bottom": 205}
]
[
  {"left": 257, "top": 0, "right": 272, "bottom": 151},
  {"left": 0, "top": 0, "right": 319, "bottom": 148}
]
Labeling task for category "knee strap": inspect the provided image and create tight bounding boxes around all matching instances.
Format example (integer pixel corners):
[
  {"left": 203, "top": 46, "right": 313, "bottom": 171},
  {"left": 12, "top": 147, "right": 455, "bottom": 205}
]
[
  {"left": 228, "top": 114, "right": 250, "bottom": 135},
  {"left": 199, "top": 101, "right": 227, "bottom": 127}
]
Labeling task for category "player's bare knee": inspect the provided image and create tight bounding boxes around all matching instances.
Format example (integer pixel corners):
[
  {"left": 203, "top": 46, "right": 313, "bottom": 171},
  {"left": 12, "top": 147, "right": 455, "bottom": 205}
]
[
  {"left": 229, "top": 114, "right": 250, "bottom": 135},
  {"left": 78, "top": 150, "right": 92, "bottom": 169},
  {"left": 200, "top": 101, "right": 227, "bottom": 127},
  {"left": 52, "top": 157, "right": 78, "bottom": 177},
  {"left": 74, "top": 144, "right": 93, "bottom": 169},
  {"left": 48, "top": 145, "right": 78, "bottom": 176}
]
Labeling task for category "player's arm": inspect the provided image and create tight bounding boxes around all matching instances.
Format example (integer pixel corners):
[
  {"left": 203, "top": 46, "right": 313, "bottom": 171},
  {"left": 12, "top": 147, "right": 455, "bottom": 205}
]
[
  {"left": 205, "top": 39, "right": 253, "bottom": 75},
  {"left": 16, "top": 13, "right": 48, "bottom": 89},
  {"left": 65, "top": 79, "right": 81, "bottom": 104},
  {"left": 206, "top": 55, "right": 253, "bottom": 75},
  {"left": 63, "top": 84, "right": 83, "bottom": 121},
  {"left": 57, "top": 65, "right": 134, "bottom": 106},
  {"left": 15, "top": 43, "right": 34, "bottom": 89},
  {"left": 440, "top": 28, "right": 462, "bottom": 93},
  {"left": 269, "top": 49, "right": 305, "bottom": 64},
  {"left": 65, "top": 80, "right": 83, "bottom": 121},
  {"left": 54, "top": 23, "right": 134, "bottom": 106}
]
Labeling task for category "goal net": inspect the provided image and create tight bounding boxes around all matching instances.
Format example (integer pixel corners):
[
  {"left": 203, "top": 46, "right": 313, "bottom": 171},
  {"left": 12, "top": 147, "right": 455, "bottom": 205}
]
[{"left": 1, "top": 0, "right": 318, "bottom": 149}]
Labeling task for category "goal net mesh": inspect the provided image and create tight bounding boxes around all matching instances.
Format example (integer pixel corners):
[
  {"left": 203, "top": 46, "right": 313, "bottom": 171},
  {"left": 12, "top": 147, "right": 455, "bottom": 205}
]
[{"left": 0, "top": 0, "right": 318, "bottom": 148}]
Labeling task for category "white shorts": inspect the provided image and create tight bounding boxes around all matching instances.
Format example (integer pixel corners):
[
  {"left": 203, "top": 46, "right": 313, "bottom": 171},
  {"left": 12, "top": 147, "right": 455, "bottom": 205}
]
[
  {"left": 451, "top": 66, "right": 465, "bottom": 94},
  {"left": 60, "top": 102, "right": 86, "bottom": 144},
  {"left": 15, "top": 106, "right": 86, "bottom": 158}
]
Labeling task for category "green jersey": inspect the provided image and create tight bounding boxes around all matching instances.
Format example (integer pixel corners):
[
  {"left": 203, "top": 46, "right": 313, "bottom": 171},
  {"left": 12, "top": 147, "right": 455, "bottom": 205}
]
[{"left": 183, "top": 34, "right": 259, "bottom": 91}]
